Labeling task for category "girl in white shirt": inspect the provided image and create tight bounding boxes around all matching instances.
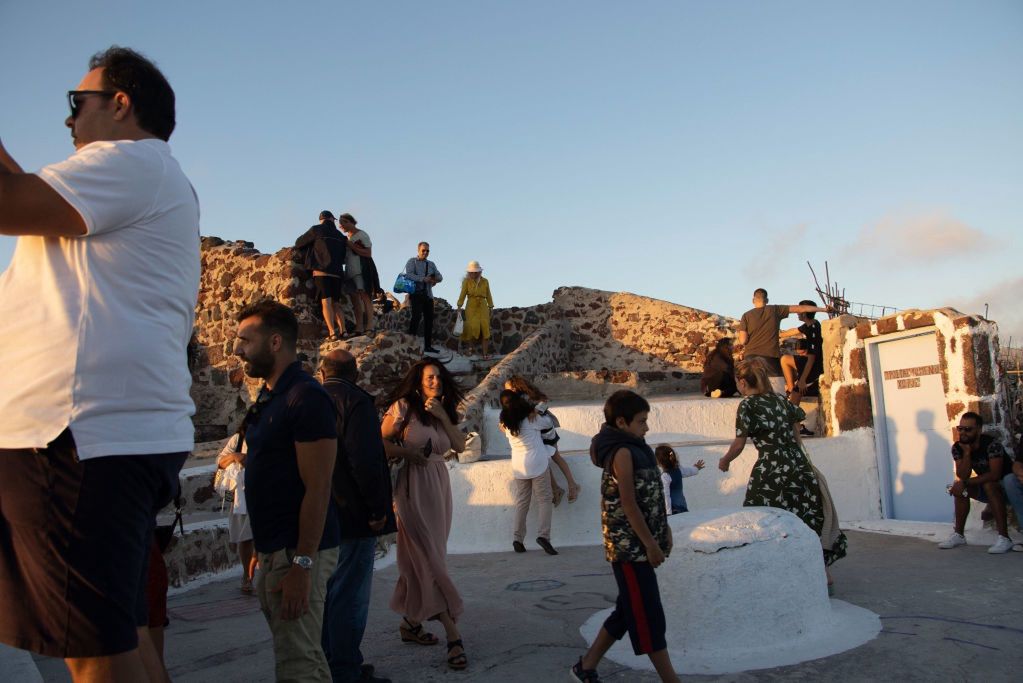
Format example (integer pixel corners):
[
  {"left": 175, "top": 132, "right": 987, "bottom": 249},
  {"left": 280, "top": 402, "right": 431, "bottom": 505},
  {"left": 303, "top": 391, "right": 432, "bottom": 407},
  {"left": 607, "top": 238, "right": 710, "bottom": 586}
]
[{"left": 499, "top": 390, "right": 559, "bottom": 555}]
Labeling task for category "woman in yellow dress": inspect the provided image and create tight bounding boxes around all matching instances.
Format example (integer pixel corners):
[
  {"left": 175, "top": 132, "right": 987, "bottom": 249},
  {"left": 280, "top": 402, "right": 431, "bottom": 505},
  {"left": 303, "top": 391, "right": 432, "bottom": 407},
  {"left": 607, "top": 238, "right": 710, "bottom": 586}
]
[{"left": 455, "top": 260, "right": 494, "bottom": 359}]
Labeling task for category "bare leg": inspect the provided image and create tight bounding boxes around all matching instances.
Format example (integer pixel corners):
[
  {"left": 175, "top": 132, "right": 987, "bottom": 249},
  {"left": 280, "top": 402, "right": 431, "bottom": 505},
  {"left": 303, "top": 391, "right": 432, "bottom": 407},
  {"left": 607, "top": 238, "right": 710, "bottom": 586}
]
[
  {"left": 320, "top": 299, "right": 336, "bottom": 337},
  {"left": 953, "top": 493, "right": 970, "bottom": 535},
  {"left": 351, "top": 291, "right": 365, "bottom": 333},
  {"left": 66, "top": 647, "right": 149, "bottom": 683},
  {"left": 549, "top": 467, "right": 564, "bottom": 507},
  {"left": 647, "top": 649, "right": 680, "bottom": 682},
  {"left": 138, "top": 627, "right": 170, "bottom": 683},
  {"left": 247, "top": 548, "right": 258, "bottom": 582},
  {"left": 332, "top": 297, "right": 347, "bottom": 336},
  {"left": 580, "top": 626, "right": 617, "bottom": 671},
  {"left": 436, "top": 611, "right": 465, "bottom": 665},
  {"left": 482, "top": 336, "right": 490, "bottom": 359},
  {"left": 239, "top": 539, "right": 255, "bottom": 588},
  {"left": 359, "top": 290, "right": 374, "bottom": 331},
  {"left": 781, "top": 355, "right": 797, "bottom": 392},
  {"left": 551, "top": 451, "right": 580, "bottom": 501}
]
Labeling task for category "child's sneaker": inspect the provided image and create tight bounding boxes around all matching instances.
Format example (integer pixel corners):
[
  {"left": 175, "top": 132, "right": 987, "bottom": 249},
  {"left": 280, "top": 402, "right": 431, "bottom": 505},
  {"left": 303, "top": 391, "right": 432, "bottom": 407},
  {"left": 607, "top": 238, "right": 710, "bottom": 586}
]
[
  {"left": 938, "top": 531, "right": 966, "bottom": 549},
  {"left": 570, "top": 657, "right": 601, "bottom": 682},
  {"left": 987, "top": 535, "right": 1014, "bottom": 554}
]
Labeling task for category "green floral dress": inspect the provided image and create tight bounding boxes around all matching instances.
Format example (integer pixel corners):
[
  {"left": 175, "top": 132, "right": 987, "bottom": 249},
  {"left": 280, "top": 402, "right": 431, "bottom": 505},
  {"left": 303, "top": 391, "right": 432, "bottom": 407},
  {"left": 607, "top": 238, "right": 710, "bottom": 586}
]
[{"left": 736, "top": 392, "right": 847, "bottom": 565}]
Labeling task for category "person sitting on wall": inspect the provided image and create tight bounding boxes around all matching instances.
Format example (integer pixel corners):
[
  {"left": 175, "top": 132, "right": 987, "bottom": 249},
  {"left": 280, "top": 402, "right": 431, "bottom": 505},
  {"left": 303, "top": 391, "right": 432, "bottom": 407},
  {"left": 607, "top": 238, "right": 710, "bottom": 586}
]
[
  {"left": 735, "top": 289, "right": 829, "bottom": 383},
  {"left": 780, "top": 300, "right": 824, "bottom": 403},
  {"left": 938, "top": 411, "right": 1016, "bottom": 554},
  {"left": 1001, "top": 435, "right": 1023, "bottom": 549},
  {"left": 701, "top": 338, "right": 737, "bottom": 398}
]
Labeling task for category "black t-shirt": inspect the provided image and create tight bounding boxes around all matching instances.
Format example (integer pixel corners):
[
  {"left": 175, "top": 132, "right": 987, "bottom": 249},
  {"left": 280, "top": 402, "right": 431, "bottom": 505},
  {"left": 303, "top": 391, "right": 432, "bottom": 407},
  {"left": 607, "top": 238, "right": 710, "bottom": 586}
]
[
  {"left": 797, "top": 320, "right": 824, "bottom": 382},
  {"left": 952, "top": 433, "right": 1009, "bottom": 476},
  {"left": 244, "top": 362, "right": 340, "bottom": 554}
]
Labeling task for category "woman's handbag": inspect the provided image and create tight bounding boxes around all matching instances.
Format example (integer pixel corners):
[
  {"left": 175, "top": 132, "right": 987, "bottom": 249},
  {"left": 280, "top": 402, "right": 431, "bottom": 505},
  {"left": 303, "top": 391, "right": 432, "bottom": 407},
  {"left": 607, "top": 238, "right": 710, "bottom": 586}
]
[
  {"left": 394, "top": 272, "right": 417, "bottom": 294},
  {"left": 452, "top": 311, "right": 464, "bottom": 336}
]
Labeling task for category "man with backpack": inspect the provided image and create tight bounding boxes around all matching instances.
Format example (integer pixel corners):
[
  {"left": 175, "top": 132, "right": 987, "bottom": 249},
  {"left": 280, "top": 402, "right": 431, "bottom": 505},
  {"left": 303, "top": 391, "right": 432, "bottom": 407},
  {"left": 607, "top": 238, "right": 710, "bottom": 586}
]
[{"left": 295, "top": 211, "right": 349, "bottom": 340}]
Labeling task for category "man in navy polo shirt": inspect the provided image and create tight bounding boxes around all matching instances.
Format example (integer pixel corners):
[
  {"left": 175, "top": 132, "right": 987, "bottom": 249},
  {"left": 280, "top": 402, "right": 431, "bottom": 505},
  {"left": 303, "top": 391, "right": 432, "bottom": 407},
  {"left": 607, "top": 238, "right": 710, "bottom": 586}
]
[{"left": 234, "top": 300, "right": 339, "bottom": 682}]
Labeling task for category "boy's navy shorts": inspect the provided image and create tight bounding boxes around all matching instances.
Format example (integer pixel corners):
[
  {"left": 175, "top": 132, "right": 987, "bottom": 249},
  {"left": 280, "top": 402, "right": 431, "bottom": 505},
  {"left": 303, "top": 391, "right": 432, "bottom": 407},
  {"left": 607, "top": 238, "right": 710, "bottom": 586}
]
[{"left": 604, "top": 560, "right": 667, "bottom": 655}]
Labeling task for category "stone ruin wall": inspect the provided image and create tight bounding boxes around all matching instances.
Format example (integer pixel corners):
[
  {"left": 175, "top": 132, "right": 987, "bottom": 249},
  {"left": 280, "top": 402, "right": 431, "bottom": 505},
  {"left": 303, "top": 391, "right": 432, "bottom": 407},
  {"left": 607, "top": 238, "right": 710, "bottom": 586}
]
[
  {"left": 820, "top": 308, "right": 1008, "bottom": 443},
  {"left": 190, "top": 237, "right": 742, "bottom": 442}
]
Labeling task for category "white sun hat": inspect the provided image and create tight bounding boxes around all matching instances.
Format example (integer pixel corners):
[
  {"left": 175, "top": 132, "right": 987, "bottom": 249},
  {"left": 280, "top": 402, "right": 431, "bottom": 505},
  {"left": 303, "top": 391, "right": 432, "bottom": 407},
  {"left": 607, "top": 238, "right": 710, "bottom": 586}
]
[{"left": 466, "top": 260, "right": 483, "bottom": 273}]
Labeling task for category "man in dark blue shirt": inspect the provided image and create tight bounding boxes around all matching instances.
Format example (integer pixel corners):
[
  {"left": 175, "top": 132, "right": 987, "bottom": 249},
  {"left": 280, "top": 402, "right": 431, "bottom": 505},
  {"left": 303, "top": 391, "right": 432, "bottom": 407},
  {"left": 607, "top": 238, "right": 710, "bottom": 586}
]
[{"left": 234, "top": 300, "right": 339, "bottom": 682}]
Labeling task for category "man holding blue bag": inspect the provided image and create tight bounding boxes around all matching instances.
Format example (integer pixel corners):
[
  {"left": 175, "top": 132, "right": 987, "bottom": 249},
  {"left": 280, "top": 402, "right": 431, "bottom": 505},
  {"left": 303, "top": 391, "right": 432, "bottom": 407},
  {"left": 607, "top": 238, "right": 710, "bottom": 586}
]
[{"left": 403, "top": 242, "right": 443, "bottom": 353}]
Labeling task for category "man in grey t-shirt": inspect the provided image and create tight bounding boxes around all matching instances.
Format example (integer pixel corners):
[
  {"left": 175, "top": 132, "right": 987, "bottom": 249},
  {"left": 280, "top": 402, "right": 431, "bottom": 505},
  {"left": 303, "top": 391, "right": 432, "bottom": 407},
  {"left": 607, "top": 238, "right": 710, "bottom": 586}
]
[{"left": 736, "top": 288, "right": 828, "bottom": 376}]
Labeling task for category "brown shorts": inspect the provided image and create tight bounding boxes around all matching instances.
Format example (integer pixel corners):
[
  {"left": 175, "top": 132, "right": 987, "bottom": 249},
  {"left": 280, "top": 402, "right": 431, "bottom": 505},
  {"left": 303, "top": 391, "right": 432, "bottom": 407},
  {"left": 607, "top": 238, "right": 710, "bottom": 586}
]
[{"left": 0, "top": 430, "right": 186, "bottom": 657}]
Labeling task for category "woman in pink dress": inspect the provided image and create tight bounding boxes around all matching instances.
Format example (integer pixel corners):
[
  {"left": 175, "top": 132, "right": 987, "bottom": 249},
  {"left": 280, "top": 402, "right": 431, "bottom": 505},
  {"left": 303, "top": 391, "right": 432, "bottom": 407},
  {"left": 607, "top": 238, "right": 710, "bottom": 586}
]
[{"left": 381, "top": 358, "right": 468, "bottom": 670}]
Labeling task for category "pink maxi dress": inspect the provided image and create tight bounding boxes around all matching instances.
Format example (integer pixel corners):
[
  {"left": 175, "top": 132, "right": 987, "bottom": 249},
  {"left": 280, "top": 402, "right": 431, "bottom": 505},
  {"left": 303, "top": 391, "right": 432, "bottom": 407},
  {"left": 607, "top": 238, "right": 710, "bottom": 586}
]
[{"left": 386, "top": 399, "right": 464, "bottom": 622}]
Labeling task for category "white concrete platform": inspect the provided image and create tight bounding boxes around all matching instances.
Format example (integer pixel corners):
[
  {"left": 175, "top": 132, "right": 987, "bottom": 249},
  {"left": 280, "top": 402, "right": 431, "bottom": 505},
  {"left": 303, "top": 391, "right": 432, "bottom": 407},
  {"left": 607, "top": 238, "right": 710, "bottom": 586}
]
[
  {"left": 580, "top": 508, "right": 881, "bottom": 675},
  {"left": 445, "top": 429, "right": 881, "bottom": 554}
]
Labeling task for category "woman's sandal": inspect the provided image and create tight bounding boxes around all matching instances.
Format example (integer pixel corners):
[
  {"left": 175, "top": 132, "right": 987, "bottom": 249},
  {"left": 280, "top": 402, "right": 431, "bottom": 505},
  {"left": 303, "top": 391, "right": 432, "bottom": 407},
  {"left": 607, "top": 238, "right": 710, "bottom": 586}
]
[
  {"left": 399, "top": 617, "right": 439, "bottom": 645},
  {"left": 446, "top": 639, "right": 468, "bottom": 670}
]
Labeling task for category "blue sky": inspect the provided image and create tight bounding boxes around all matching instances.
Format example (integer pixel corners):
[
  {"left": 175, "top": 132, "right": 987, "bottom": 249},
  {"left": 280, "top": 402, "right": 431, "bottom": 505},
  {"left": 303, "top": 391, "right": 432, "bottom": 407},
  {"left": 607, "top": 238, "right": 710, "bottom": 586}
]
[{"left": 2, "top": 1, "right": 1021, "bottom": 342}]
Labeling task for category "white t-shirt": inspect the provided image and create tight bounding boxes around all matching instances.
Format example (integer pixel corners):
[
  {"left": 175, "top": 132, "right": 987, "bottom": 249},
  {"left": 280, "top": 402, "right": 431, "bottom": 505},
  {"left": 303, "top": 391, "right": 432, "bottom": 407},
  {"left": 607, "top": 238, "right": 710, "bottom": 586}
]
[
  {"left": 344, "top": 229, "right": 370, "bottom": 277},
  {"left": 0, "top": 139, "right": 201, "bottom": 459},
  {"left": 503, "top": 413, "right": 555, "bottom": 479}
]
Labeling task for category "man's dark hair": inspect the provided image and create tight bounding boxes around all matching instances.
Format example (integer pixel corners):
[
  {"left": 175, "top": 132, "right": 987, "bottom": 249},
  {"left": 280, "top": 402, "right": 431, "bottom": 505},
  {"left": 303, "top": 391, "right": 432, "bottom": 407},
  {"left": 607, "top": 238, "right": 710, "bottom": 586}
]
[
  {"left": 321, "top": 354, "right": 358, "bottom": 382},
  {"left": 799, "top": 299, "right": 817, "bottom": 319},
  {"left": 604, "top": 390, "right": 650, "bottom": 426},
  {"left": 753, "top": 288, "right": 768, "bottom": 301},
  {"left": 961, "top": 411, "right": 983, "bottom": 428},
  {"left": 89, "top": 46, "right": 175, "bottom": 141},
  {"left": 236, "top": 299, "right": 298, "bottom": 349}
]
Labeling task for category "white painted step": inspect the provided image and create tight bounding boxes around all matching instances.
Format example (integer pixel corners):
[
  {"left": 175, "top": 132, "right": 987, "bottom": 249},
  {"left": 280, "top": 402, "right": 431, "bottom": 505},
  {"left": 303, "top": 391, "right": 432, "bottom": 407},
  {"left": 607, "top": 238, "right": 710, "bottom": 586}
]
[{"left": 483, "top": 393, "right": 821, "bottom": 455}]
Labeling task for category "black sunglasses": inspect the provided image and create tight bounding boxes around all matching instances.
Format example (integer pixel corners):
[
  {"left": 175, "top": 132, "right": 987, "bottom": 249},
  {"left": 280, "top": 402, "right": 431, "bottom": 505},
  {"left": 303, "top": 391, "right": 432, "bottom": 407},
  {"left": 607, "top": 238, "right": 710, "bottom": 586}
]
[{"left": 67, "top": 90, "right": 117, "bottom": 118}]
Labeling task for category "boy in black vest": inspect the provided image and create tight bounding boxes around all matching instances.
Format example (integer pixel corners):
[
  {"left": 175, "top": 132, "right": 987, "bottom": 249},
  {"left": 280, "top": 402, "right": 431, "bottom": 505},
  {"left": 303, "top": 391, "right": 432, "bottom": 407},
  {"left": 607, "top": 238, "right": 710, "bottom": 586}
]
[{"left": 572, "top": 390, "right": 680, "bottom": 682}]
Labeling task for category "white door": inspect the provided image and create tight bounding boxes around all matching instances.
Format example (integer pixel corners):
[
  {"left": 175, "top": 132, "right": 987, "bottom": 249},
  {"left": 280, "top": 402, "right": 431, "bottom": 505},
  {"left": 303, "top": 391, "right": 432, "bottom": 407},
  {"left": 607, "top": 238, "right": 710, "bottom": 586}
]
[{"left": 873, "top": 332, "right": 951, "bottom": 521}]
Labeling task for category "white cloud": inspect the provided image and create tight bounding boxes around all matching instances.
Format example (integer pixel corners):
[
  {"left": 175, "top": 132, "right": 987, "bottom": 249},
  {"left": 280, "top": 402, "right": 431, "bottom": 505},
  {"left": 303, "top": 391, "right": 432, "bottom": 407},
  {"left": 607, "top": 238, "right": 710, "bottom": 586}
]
[
  {"left": 949, "top": 276, "right": 1023, "bottom": 347},
  {"left": 745, "top": 223, "right": 808, "bottom": 280},
  {"left": 846, "top": 211, "right": 992, "bottom": 263}
]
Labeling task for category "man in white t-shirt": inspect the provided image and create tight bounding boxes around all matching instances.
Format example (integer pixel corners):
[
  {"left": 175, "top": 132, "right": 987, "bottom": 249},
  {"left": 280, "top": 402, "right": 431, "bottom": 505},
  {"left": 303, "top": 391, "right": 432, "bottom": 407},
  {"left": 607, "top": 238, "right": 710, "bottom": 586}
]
[{"left": 0, "top": 47, "right": 199, "bottom": 682}]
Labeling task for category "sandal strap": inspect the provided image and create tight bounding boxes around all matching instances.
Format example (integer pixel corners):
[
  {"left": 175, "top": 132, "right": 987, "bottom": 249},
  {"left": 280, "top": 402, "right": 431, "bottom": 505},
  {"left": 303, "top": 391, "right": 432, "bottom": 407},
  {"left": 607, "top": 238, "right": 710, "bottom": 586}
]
[
  {"left": 447, "top": 639, "right": 463, "bottom": 650},
  {"left": 402, "top": 617, "right": 423, "bottom": 634}
]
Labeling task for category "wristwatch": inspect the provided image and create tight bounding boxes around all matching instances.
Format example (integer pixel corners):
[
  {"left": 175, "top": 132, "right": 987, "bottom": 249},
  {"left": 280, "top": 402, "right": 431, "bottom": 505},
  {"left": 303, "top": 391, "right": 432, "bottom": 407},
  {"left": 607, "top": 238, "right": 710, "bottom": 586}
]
[{"left": 292, "top": 554, "right": 314, "bottom": 570}]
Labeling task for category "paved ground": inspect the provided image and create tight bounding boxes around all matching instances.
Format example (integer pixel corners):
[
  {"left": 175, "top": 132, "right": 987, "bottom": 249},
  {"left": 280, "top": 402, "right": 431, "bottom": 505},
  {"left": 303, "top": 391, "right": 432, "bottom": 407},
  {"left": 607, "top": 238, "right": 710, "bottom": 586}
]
[{"left": 22, "top": 530, "right": 1023, "bottom": 682}]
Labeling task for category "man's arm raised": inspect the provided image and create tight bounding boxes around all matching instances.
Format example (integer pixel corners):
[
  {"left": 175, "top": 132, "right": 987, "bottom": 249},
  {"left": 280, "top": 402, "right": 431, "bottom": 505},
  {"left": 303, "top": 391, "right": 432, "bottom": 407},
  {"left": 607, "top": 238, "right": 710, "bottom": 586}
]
[{"left": 0, "top": 140, "right": 85, "bottom": 237}]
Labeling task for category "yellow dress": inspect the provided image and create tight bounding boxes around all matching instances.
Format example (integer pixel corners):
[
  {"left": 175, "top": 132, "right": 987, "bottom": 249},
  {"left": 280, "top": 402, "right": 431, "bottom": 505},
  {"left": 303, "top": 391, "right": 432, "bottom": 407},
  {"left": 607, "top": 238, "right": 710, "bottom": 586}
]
[{"left": 456, "top": 277, "right": 493, "bottom": 341}]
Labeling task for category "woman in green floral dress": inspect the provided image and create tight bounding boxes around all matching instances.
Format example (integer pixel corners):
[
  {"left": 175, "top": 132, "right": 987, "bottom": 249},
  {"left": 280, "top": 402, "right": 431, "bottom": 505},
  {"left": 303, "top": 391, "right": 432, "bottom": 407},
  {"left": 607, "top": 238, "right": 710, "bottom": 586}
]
[{"left": 718, "top": 359, "right": 847, "bottom": 579}]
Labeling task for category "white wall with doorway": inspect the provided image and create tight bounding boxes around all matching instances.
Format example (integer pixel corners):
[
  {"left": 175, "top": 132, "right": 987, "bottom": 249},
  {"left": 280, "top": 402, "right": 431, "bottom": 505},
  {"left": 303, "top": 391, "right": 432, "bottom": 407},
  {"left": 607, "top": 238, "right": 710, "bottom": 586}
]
[{"left": 865, "top": 328, "right": 952, "bottom": 522}]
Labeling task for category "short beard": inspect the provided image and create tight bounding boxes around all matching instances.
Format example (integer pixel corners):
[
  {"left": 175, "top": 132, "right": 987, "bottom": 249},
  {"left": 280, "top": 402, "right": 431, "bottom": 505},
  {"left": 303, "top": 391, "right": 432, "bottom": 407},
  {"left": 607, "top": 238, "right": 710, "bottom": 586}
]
[{"left": 242, "top": 342, "right": 275, "bottom": 379}]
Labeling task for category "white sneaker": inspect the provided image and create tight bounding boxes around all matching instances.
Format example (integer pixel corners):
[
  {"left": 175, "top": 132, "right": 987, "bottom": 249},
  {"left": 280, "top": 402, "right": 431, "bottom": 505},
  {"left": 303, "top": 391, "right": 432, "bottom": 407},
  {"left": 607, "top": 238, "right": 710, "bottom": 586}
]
[
  {"left": 987, "top": 535, "right": 1014, "bottom": 554},
  {"left": 938, "top": 532, "right": 966, "bottom": 549}
]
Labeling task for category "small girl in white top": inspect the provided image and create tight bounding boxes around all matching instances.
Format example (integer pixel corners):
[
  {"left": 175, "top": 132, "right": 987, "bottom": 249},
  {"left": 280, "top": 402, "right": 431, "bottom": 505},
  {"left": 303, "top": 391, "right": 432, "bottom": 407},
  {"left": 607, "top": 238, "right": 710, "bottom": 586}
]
[
  {"left": 654, "top": 444, "right": 705, "bottom": 515},
  {"left": 499, "top": 390, "right": 560, "bottom": 555},
  {"left": 504, "top": 376, "right": 581, "bottom": 506}
]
